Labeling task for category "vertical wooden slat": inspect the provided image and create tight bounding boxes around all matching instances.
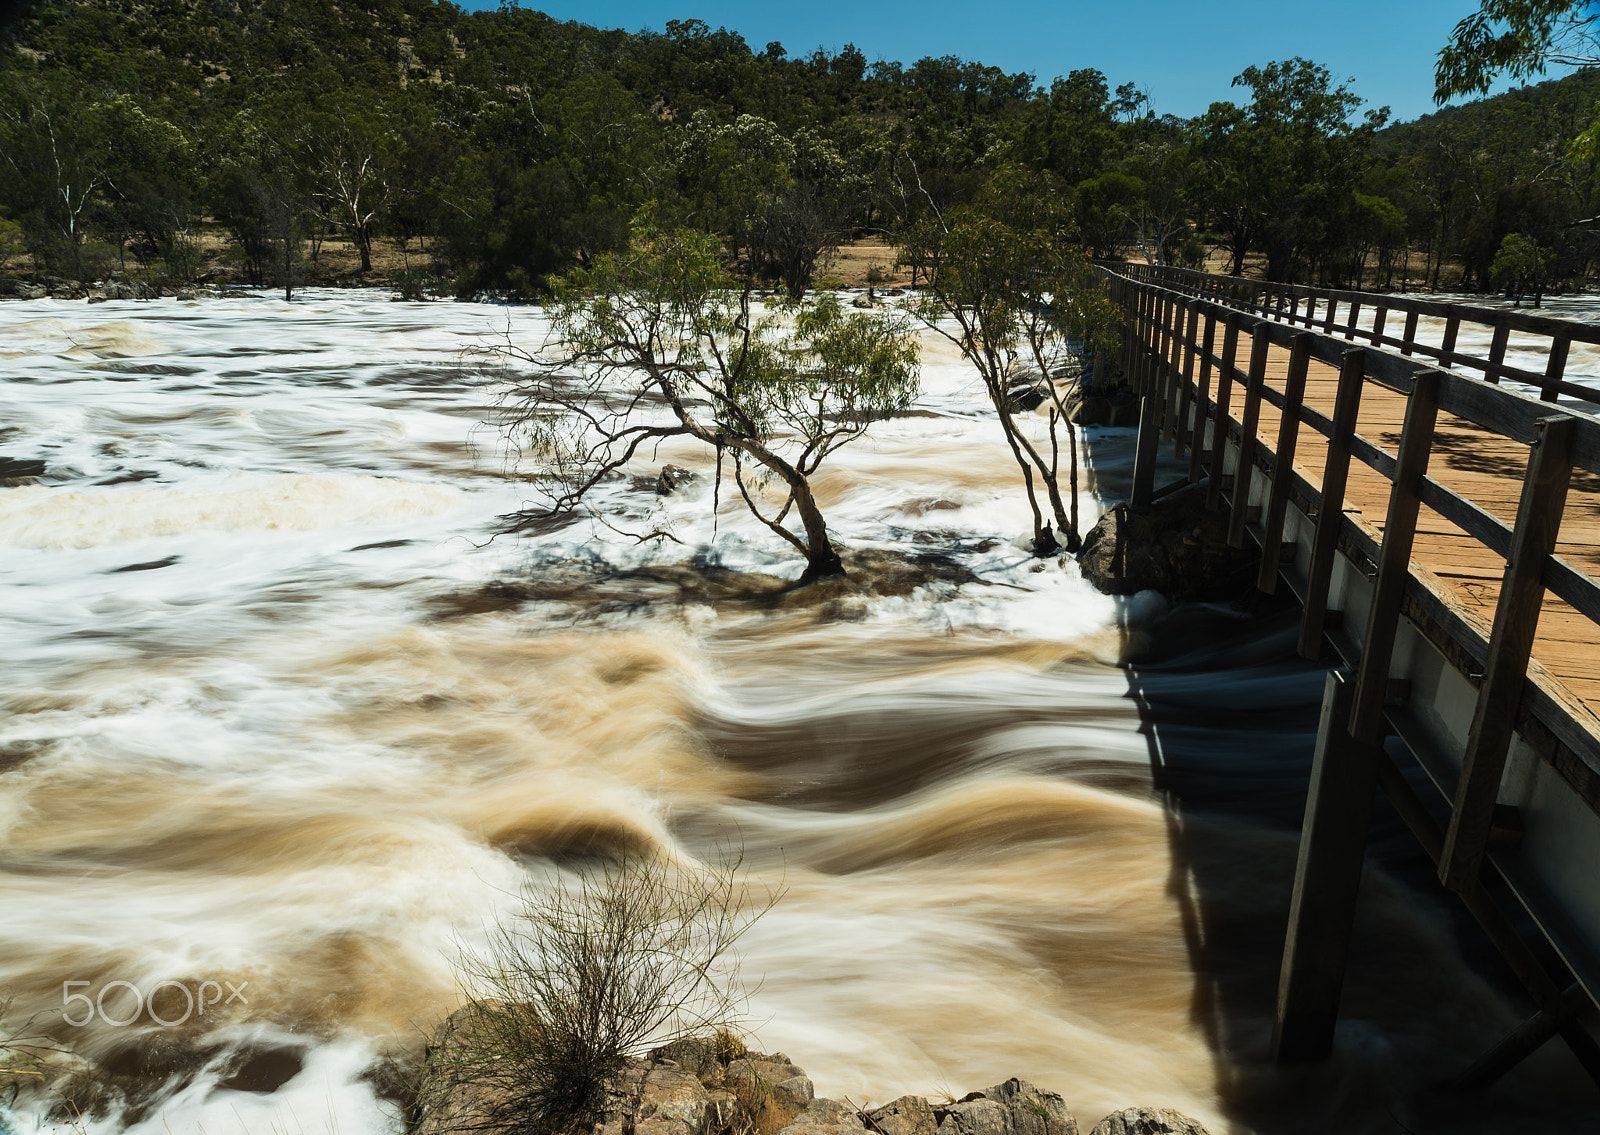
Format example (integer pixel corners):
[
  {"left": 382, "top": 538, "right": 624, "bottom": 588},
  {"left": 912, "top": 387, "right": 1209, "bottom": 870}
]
[
  {"left": 1440, "top": 314, "right": 1461, "bottom": 369},
  {"left": 1227, "top": 324, "right": 1272, "bottom": 549},
  {"left": 1174, "top": 301, "right": 1200, "bottom": 458},
  {"left": 1187, "top": 311, "right": 1219, "bottom": 482},
  {"left": 1371, "top": 306, "right": 1388, "bottom": 349},
  {"left": 1163, "top": 297, "right": 1186, "bottom": 444},
  {"left": 1438, "top": 415, "right": 1576, "bottom": 892},
  {"left": 1322, "top": 296, "right": 1339, "bottom": 334},
  {"left": 1297, "top": 348, "right": 1366, "bottom": 660},
  {"left": 1348, "top": 368, "right": 1441, "bottom": 748},
  {"left": 1345, "top": 299, "right": 1361, "bottom": 341},
  {"left": 1402, "top": 309, "right": 1420, "bottom": 356},
  {"left": 1488, "top": 322, "right": 1510, "bottom": 385},
  {"left": 1257, "top": 332, "right": 1313, "bottom": 592},
  {"left": 1206, "top": 313, "right": 1243, "bottom": 512},
  {"left": 1305, "top": 295, "right": 1318, "bottom": 330},
  {"left": 1542, "top": 336, "right": 1570, "bottom": 403}
]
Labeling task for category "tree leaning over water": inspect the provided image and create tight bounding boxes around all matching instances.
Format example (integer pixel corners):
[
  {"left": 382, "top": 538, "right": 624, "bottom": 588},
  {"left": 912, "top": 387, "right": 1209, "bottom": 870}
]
[
  {"left": 901, "top": 166, "right": 1120, "bottom": 555},
  {"left": 495, "top": 216, "right": 919, "bottom": 582}
]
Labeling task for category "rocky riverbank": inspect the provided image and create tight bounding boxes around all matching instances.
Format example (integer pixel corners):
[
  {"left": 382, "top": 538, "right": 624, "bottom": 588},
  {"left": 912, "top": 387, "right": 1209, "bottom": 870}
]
[{"left": 408, "top": 1023, "right": 1210, "bottom": 1135}]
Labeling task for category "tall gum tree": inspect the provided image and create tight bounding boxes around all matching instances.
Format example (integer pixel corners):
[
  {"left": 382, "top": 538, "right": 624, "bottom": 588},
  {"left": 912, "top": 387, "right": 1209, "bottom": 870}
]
[{"left": 496, "top": 218, "right": 919, "bottom": 582}]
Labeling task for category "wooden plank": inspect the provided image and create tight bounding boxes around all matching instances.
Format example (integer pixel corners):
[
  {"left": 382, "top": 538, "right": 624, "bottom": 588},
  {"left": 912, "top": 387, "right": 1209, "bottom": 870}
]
[
  {"left": 1258, "top": 332, "right": 1313, "bottom": 593},
  {"left": 1440, "top": 416, "right": 1577, "bottom": 892},
  {"left": 1229, "top": 326, "right": 1272, "bottom": 548}
]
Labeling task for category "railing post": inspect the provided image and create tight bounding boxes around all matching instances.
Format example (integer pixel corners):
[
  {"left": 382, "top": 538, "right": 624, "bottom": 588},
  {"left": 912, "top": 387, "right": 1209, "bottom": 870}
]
[
  {"left": 1542, "top": 336, "right": 1570, "bottom": 403},
  {"left": 1274, "top": 668, "right": 1361, "bottom": 1063},
  {"left": 1206, "top": 312, "right": 1243, "bottom": 513},
  {"left": 1298, "top": 348, "right": 1366, "bottom": 659},
  {"left": 1488, "top": 322, "right": 1510, "bottom": 384},
  {"left": 1187, "top": 309, "right": 1218, "bottom": 482},
  {"left": 1275, "top": 369, "right": 1440, "bottom": 1064},
  {"left": 1401, "top": 310, "right": 1420, "bottom": 356},
  {"left": 1440, "top": 314, "right": 1461, "bottom": 369},
  {"left": 1227, "top": 323, "right": 1272, "bottom": 548},
  {"left": 1439, "top": 415, "right": 1576, "bottom": 892},
  {"left": 1257, "top": 332, "right": 1312, "bottom": 592}
]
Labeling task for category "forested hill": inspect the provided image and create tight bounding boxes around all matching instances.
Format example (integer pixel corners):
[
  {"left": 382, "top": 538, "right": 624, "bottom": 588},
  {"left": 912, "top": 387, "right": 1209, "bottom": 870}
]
[{"left": 3, "top": 0, "right": 1599, "bottom": 298}]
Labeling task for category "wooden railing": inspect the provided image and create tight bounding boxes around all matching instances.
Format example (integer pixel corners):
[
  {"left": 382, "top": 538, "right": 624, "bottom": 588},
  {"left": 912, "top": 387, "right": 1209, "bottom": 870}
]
[
  {"left": 1111, "top": 261, "right": 1600, "bottom": 408},
  {"left": 1098, "top": 263, "right": 1600, "bottom": 1090}
]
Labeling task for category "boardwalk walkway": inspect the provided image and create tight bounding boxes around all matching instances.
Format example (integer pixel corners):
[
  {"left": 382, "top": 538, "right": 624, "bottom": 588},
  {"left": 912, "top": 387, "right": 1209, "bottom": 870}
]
[
  {"left": 1103, "top": 264, "right": 1600, "bottom": 1083},
  {"left": 1237, "top": 322, "right": 1600, "bottom": 725}
]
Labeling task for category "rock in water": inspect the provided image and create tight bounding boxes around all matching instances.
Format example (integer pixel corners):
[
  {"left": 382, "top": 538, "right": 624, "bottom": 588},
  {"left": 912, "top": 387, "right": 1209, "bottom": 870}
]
[
  {"left": 1076, "top": 483, "right": 1257, "bottom": 601},
  {"left": 1087, "top": 1108, "right": 1209, "bottom": 1135},
  {"left": 657, "top": 464, "right": 698, "bottom": 495},
  {"left": 0, "top": 457, "right": 46, "bottom": 480}
]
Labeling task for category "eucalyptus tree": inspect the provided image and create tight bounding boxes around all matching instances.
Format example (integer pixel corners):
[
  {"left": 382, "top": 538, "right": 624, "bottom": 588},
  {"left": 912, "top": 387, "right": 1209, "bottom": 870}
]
[
  {"left": 900, "top": 166, "right": 1120, "bottom": 554},
  {"left": 497, "top": 218, "right": 919, "bottom": 582}
]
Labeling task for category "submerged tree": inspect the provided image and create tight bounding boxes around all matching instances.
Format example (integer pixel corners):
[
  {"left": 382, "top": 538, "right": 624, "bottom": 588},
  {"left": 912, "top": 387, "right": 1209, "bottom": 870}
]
[
  {"left": 496, "top": 217, "right": 919, "bottom": 581},
  {"left": 900, "top": 166, "right": 1119, "bottom": 554}
]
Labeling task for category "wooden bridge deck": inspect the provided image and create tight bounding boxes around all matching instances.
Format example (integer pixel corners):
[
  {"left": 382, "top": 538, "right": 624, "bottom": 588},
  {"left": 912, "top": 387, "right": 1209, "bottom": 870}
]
[{"left": 1233, "top": 325, "right": 1600, "bottom": 725}]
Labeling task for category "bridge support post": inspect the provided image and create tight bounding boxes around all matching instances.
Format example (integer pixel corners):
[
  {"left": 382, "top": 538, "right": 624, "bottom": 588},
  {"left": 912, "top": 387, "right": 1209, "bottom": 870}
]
[
  {"left": 1274, "top": 669, "right": 1372, "bottom": 1063},
  {"left": 1131, "top": 391, "right": 1161, "bottom": 510}
]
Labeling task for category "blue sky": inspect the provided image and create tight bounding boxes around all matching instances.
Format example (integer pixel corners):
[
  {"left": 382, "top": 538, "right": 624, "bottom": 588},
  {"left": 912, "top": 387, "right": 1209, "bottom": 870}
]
[{"left": 458, "top": 0, "right": 1516, "bottom": 124}]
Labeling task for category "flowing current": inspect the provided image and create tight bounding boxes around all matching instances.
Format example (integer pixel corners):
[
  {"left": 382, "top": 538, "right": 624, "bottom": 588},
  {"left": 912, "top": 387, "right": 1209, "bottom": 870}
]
[{"left": 0, "top": 291, "right": 1593, "bottom": 1135}]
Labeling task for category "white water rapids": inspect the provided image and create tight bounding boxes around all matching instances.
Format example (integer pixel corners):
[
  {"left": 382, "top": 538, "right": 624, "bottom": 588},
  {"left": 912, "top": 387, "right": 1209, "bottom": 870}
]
[{"left": 0, "top": 290, "right": 1593, "bottom": 1135}]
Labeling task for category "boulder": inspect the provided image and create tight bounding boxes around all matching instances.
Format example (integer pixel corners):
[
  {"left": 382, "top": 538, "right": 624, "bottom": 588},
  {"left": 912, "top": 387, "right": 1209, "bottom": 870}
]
[
  {"left": 635, "top": 1063, "right": 727, "bottom": 1135},
  {"left": 776, "top": 1097, "right": 866, "bottom": 1135},
  {"left": 657, "top": 464, "right": 699, "bottom": 495},
  {"left": 936, "top": 1080, "right": 1077, "bottom": 1135},
  {"left": 866, "top": 1094, "right": 937, "bottom": 1135},
  {"left": 1076, "top": 483, "right": 1258, "bottom": 602},
  {"left": 0, "top": 457, "right": 46, "bottom": 480},
  {"left": 1004, "top": 369, "right": 1051, "bottom": 413},
  {"left": 0, "top": 278, "right": 46, "bottom": 300},
  {"left": 1087, "top": 1108, "right": 1208, "bottom": 1135}
]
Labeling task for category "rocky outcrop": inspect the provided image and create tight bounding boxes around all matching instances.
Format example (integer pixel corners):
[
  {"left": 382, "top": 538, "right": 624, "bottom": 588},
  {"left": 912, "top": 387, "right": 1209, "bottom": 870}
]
[
  {"left": 1076, "top": 483, "right": 1258, "bottom": 601},
  {"left": 408, "top": 1022, "right": 1208, "bottom": 1135},
  {"left": 1087, "top": 1109, "right": 1209, "bottom": 1135}
]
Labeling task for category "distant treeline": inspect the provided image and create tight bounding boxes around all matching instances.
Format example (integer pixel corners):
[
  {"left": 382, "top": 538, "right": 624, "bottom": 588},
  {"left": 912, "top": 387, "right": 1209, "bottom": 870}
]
[{"left": 3, "top": 0, "right": 1600, "bottom": 297}]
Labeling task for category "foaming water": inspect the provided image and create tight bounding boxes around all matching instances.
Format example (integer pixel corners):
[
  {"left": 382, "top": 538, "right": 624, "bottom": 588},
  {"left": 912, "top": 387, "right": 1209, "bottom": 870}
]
[{"left": 0, "top": 291, "right": 1593, "bottom": 1135}]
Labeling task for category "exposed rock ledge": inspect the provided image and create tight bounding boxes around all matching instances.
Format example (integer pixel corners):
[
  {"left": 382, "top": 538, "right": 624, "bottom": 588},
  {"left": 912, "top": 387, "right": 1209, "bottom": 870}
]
[
  {"left": 1076, "top": 483, "right": 1257, "bottom": 602},
  {"left": 408, "top": 1020, "right": 1209, "bottom": 1135}
]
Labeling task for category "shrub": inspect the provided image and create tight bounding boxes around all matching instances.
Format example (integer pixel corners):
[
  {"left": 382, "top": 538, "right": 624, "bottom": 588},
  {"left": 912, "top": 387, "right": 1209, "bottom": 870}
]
[{"left": 413, "top": 851, "right": 779, "bottom": 1135}]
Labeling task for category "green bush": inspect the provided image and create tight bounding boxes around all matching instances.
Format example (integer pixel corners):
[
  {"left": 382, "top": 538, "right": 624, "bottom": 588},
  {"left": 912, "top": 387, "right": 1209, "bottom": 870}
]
[{"left": 412, "top": 851, "right": 779, "bottom": 1135}]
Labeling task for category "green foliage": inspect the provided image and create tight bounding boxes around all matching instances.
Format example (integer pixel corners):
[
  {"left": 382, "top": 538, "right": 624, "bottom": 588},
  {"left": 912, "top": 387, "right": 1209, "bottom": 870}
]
[
  {"left": 1435, "top": 1, "right": 1600, "bottom": 101},
  {"left": 499, "top": 214, "right": 918, "bottom": 578},
  {"left": 6, "top": 0, "right": 1600, "bottom": 294},
  {"left": 1491, "top": 230, "right": 1551, "bottom": 293},
  {"left": 0, "top": 218, "right": 28, "bottom": 271},
  {"left": 902, "top": 165, "right": 1118, "bottom": 552}
]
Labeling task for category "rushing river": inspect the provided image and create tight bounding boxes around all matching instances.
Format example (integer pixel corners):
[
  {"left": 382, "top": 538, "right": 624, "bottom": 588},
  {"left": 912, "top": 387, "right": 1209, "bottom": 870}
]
[{"left": 0, "top": 290, "right": 1593, "bottom": 1135}]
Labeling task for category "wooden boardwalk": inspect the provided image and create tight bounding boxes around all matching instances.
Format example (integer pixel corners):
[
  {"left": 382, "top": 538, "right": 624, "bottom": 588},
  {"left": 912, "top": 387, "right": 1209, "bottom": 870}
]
[
  {"left": 1237, "top": 324, "right": 1600, "bottom": 724},
  {"left": 1105, "top": 265, "right": 1600, "bottom": 1085}
]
